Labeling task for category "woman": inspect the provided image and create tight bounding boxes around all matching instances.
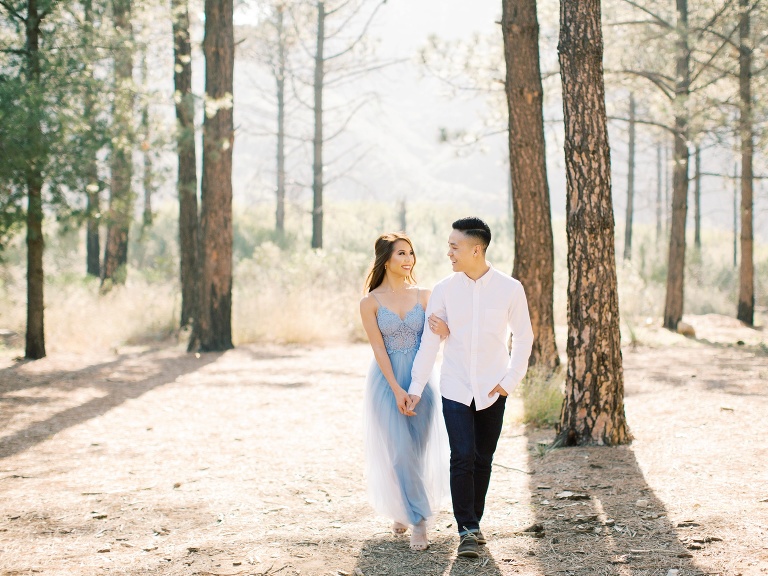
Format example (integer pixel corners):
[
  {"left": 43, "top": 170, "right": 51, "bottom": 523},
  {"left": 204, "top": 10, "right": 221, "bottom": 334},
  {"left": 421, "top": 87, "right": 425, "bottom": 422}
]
[{"left": 359, "top": 232, "right": 449, "bottom": 551}]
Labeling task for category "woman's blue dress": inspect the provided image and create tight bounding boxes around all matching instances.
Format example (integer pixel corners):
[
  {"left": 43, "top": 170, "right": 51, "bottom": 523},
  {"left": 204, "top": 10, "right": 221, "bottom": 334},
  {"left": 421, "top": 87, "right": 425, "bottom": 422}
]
[{"left": 364, "top": 297, "right": 449, "bottom": 527}]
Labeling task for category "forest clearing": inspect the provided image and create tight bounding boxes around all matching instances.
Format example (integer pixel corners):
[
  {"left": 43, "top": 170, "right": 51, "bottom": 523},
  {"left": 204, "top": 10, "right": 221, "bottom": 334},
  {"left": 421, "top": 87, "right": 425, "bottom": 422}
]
[{"left": 1, "top": 314, "right": 766, "bottom": 576}]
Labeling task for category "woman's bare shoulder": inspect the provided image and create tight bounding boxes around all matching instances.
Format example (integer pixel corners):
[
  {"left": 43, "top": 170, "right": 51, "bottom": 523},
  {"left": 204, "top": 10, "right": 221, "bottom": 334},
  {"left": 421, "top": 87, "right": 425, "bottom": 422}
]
[
  {"left": 415, "top": 286, "right": 432, "bottom": 307},
  {"left": 360, "top": 292, "right": 378, "bottom": 311}
]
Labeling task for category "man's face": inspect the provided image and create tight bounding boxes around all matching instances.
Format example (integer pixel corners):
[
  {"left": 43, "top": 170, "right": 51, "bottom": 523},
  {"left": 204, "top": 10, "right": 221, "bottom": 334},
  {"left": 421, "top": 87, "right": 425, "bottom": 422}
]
[{"left": 447, "top": 229, "right": 479, "bottom": 273}]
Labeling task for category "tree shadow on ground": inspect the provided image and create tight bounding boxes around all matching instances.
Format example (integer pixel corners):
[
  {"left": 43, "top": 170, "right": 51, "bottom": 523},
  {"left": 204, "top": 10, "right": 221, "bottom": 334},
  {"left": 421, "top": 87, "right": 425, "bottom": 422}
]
[
  {"left": 0, "top": 350, "right": 154, "bottom": 396},
  {"left": 524, "top": 431, "right": 717, "bottom": 576},
  {"left": 0, "top": 349, "right": 221, "bottom": 460},
  {"left": 623, "top": 343, "right": 767, "bottom": 397},
  {"left": 353, "top": 534, "right": 504, "bottom": 575}
]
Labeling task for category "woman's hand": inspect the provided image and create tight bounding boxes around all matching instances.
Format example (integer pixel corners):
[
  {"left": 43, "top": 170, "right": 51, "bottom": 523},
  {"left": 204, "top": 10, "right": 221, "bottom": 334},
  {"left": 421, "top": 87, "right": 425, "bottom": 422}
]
[
  {"left": 428, "top": 313, "right": 450, "bottom": 339},
  {"left": 394, "top": 386, "right": 416, "bottom": 416}
]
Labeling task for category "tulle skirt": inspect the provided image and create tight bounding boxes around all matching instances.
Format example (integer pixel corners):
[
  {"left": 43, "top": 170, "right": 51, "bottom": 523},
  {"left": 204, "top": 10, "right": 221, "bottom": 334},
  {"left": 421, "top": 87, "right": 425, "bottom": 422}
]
[{"left": 363, "top": 349, "right": 449, "bottom": 526}]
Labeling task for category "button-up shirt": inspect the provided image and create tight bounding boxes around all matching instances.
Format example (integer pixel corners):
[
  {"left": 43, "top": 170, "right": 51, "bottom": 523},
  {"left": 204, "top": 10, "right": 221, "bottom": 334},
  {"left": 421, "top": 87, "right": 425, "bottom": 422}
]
[{"left": 409, "top": 264, "right": 534, "bottom": 410}]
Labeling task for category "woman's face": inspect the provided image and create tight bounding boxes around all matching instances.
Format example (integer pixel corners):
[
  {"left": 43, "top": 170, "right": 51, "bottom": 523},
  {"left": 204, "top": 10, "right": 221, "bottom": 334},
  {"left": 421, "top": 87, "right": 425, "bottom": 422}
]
[{"left": 386, "top": 239, "right": 415, "bottom": 278}]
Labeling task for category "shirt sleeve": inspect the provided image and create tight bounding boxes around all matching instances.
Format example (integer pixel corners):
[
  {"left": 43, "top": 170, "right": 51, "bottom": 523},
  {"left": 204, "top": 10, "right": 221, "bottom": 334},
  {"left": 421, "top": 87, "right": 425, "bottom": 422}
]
[
  {"left": 408, "top": 282, "right": 446, "bottom": 397},
  {"left": 500, "top": 282, "right": 534, "bottom": 394}
]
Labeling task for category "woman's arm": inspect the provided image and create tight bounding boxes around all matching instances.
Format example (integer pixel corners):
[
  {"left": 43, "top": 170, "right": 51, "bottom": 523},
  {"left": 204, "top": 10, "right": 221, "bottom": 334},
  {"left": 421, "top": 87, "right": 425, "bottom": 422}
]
[
  {"left": 420, "top": 289, "right": 449, "bottom": 340},
  {"left": 359, "top": 295, "right": 415, "bottom": 416}
]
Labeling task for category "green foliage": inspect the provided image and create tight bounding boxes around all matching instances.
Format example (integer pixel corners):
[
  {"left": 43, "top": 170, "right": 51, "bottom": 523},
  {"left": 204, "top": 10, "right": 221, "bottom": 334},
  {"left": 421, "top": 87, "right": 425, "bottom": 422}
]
[
  {"left": 0, "top": 0, "right": 120, "bottom": 251},
  {"left": 0, "top": 73, "right": 28, "bottom": 255}
]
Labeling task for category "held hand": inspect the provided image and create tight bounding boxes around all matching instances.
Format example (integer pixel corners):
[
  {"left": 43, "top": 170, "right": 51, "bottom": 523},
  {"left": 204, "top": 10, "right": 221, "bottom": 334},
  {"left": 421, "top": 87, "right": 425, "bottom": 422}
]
[
  {"left": 428, "top": 314, "right": 449, "bottom": 339},
  {"left": 489, "top": 383, "right": 508, "bottom": 398},
  {"left": 395, "top": 387, "right": 417, "bottom": 416},
  {"left": 407, "top": 394, "right": 421, "bottom": 414}
]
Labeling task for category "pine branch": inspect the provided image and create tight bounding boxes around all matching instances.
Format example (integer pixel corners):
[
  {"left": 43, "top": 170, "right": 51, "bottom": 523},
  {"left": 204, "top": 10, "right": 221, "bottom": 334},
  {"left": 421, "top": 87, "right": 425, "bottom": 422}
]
[
  {"left": 325, "top": 0, "right": 386, "bottom": 61},
  {"left": 690, "top": 20, "right": 740, "bottom": 85},
  {"left": 324, "top": 57, "right": 406, "bottom": 87},
  {"left": 324, "top": 95, "right": 373, "bottom": 142},
  {"left": 608, "top": 115, "right": 676, "bottom": 135},
  {"left": 618, "top": 0, "right": 672, "bottom": 29},
  {"left": 0, "top": 0, "right": 25, "bottom": 22},
  {"left": 607, "top": 69, "right": 675, "bottom": 100}
]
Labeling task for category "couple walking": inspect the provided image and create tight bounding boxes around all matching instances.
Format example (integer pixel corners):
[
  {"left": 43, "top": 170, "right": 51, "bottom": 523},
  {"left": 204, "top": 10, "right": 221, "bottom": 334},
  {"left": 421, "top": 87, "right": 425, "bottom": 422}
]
[{"left": 360, "top": 217, "right": 534, "bottom": 557}]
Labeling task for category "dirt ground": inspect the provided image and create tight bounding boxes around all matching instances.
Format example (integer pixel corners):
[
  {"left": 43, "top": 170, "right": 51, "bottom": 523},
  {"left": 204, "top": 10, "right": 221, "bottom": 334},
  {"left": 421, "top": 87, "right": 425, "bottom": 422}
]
[{"left": 1, "top": 313, "right": 767, "bottom": 576}]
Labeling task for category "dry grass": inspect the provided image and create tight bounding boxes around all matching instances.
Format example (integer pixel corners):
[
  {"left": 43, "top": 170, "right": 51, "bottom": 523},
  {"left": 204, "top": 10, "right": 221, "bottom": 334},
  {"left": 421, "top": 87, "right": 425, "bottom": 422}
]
[
  {"left": 517, "top": 367, "right": 564, "bottom": 428},
  {"left": 1, "top": 203, "right": 766, "bottom": 357},
  {"left": 0, "top": 272, "right": 178, "bottom": 354}
]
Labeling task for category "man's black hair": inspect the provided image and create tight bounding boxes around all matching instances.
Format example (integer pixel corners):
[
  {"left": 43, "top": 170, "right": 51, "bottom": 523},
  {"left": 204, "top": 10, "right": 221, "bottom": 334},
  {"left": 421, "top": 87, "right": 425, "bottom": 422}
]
[{"left": 452, "top": 217, "right": 491, "bottom": 250}]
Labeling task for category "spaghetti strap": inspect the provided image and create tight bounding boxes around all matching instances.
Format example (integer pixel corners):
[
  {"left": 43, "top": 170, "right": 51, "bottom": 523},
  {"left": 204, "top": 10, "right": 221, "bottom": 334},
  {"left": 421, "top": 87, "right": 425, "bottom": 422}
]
[{"left": 370, "top": 292, "right": 382, "bottom": 305}]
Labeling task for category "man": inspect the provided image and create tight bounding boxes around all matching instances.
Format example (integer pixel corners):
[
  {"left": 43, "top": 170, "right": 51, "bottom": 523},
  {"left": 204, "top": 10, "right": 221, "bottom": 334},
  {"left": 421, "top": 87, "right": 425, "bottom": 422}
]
[{"left": 408, "top": 217, "right": 533, "bottom": 558}]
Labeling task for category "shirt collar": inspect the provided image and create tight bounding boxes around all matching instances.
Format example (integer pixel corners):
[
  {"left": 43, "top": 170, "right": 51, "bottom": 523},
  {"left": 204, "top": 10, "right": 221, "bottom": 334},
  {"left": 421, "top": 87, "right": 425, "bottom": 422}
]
[{"left": 460, "top": 263, "right": 495, "bottom": 287}]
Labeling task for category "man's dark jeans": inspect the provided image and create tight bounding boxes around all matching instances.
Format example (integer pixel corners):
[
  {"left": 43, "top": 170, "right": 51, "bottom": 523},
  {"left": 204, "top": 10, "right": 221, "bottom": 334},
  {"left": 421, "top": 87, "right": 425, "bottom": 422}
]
[{"left": 442, "top": 395, "right": 507, "bottom": 535}]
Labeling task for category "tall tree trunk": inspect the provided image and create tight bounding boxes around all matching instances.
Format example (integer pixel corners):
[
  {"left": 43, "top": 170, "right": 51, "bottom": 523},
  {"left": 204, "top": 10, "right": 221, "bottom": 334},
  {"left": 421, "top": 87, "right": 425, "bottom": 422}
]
[
  {"left": 733, "top": 163, "right": 738, "bottom": 268},
  {"left": 86, "top": 184, "right": 101, "bottom": 276},
  {"left": 84, "top": 0, "right": 100, "bottom": 277},
  {"left": 311, "top": 0, "right": 325, "bottom": 249},
  {"left": 275, "top": 3, "right": 286, "bottom": 236},
  {"left": 662, "top": 0, "right": 690, "bottom": 331},
  {"left": 656, "top": 141, "right": 662, "bottom": 244},
  {"left": 102, "top": 0, "right": 134, "bottom": 286},
  {"left": 502, "top": 0, "right": 559, "bottom": 373},
  {"left": 556, "top": 0, "right": 630, "bottom": 446},
  {"left": 737, "top": 0, "right": 754, "bottom": 325},
  {"left": 25, "top": 0, "right": 45, "bottom": 359},
  {"left": 173, "top": 0, "right": 199, "bottom": 328},
  {"left": 507, "top": 166, "right": 514, "bottom": 225},
  {"left": 623, "top": 92, "right": 635, "bottom": 261},
  {"left": 397, "top": 197, "right": 407, "bottom": 231},
  {"left": 693, "top": 143, "right": 701, "bottom": 249},
  {"left": 190, "top": 0, "right": 234, "bottom": 352},
  {"left": 140, "top": 52, "right": 153, "bottom": 229},
  {"left": 664, "top": 141, "right": 670, "bottom": 235}
]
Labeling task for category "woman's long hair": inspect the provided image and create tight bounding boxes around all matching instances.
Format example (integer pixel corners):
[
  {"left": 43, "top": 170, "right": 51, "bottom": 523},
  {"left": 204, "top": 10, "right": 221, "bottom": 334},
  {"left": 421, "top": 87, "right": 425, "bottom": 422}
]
[{"left": 364, "top": 232, "right": 417, "bottom": 293}]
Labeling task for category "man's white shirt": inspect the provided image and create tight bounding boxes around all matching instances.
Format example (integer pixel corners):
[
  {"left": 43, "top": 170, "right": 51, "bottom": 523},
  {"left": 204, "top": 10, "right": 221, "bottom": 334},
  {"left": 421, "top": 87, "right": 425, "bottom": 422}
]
[{"left": 409, "top": 264, "right": 534, "bottom": 410}]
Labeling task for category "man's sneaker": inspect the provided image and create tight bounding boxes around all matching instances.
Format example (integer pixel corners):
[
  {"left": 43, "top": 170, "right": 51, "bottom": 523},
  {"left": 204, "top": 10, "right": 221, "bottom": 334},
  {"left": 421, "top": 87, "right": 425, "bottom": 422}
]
[
  {"left": 457, "top": 531, "right": 479, "bottom": 558},
  {"left": 475, "top": 529, "right": 487, "bottom": 545}
]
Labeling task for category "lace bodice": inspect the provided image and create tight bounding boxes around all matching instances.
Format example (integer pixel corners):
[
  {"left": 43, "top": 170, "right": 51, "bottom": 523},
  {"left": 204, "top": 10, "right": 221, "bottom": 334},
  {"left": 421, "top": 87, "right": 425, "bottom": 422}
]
[{"left": 377, "top": 303, "right": 425, "bottom": 355}]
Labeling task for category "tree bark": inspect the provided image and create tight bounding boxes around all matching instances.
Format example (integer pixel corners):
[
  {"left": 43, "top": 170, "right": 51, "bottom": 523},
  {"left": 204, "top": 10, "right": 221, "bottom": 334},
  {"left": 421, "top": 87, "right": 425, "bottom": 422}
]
[
  {"left": 102, "top": 0, "right": 134, "bottom": 286},
  {"left": 173, "top": 0, "right": 199, "bottom": 328},
  {"left": 656, "top": 141, "right": 662, "bottom": 244},
  {"left": 84, "top": 0, "right": 100, "bottom": 278},
  {"left": 733, "top": 163, "right": 738, "bottom": 269},
  {"left": 737, "top": 0, "right": 754, "bottom": 326},
  {"left": 190, "top": 0, "right": 234, "bottom": 352},
  {"left": 276, "top": 3, "right": 286, "bottom": 236},
  {"left": 556, "top": 0, "right": 630, "bottom": 446},
  {"left": 664, "top": 142, "right": 670, "bottom": 235},
  {"left": 623, "top": 93, "right": 635, "bottom": 261},
  {"left": 311, "top": 0, "right": 325, "bottom": 249},
  {"left": 693, "top": 143, "right": 701, "bottom": 249},
  {"left": 501, "top": 0, "right": 559, "bottom": 373},
  {"left": 662, "top": 0, "right": 690, "bottom": 331},
  {"left": 25, "top": 0, "right": 45, "bottom": 359},
  {"left": 86, "top": 186, "right": 101, "bottom": 276},
  {"left": 140, "top": 52, "right": 153, "bottom": 229}
]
